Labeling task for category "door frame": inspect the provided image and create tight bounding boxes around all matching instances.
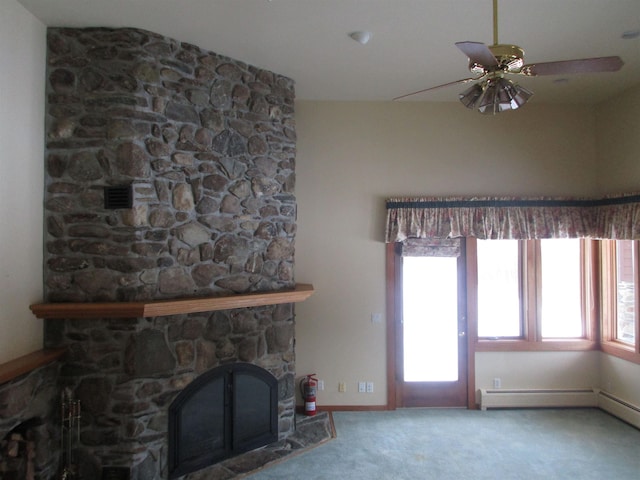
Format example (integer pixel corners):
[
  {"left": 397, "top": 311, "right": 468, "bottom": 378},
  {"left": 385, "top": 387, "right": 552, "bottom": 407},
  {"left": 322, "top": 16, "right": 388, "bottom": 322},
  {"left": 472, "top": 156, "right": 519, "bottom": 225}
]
[{"left": 385, "top": 242, "right": 477, "bottom": 410}]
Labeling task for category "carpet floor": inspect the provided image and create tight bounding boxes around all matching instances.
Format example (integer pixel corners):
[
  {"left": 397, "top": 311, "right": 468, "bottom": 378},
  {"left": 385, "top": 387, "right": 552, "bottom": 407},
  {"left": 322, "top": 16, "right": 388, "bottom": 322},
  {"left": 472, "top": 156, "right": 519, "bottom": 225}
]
[{"left": 245, "top": 408, "right": 640, "bottom": 479}]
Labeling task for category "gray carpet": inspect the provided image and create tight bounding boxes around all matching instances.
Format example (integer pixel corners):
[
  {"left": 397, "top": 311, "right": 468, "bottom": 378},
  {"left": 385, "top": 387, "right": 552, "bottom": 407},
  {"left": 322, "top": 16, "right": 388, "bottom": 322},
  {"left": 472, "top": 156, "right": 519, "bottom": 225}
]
[{"left": 245, "top": 408, "right": 640, "bottom": 479}]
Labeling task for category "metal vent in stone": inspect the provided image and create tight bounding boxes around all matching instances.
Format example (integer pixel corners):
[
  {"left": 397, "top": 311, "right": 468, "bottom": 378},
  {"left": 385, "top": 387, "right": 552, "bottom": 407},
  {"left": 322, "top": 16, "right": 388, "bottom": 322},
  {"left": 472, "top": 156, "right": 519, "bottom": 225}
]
[{"left": 104, "top": 185, "right": 132, "bottom": 209}]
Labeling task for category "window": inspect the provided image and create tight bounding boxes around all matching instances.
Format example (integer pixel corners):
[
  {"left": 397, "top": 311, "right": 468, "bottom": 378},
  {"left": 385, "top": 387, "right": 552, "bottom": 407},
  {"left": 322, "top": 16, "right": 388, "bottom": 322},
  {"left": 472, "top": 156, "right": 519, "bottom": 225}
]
[
  {"left": 615, "top": 241, "right": 636, "bottom": 345},
  {"left": 601, "top": 240, "right": 640, "bottom": 362},
  {"left": 539, "top": 239, "right": 584, "bottom": 338},
  {"left": 472, "top": 238, "right": 596, "bottom": 350},
  {"left": 477, "top": 239, "right": 520, "bottom": 338}
]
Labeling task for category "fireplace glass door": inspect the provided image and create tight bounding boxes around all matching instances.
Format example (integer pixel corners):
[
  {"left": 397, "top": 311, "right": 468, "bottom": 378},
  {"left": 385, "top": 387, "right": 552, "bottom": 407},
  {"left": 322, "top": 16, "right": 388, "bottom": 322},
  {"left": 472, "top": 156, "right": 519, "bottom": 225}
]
[{"left": 168, "top": 363, "right": 278, "bottom": 478}]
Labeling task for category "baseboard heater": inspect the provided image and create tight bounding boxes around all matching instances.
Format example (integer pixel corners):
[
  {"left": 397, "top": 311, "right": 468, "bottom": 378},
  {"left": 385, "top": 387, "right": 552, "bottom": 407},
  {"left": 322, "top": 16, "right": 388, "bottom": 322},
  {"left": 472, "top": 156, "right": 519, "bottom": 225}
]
[
  {"left": 480, "top": 388, "right": 640, "bottom": 428},
  {"left": 479, "top": 388, "right": 598, "bottom": 410},
  {"left": 595, "top": 389, "right": 640, "bottom": 429}
]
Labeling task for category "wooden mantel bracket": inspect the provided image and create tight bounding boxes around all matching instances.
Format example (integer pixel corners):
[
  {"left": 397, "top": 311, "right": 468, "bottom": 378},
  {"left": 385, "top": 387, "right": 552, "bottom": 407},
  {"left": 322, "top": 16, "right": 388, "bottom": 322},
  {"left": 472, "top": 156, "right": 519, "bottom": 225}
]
[{"left": 30, "top": 283, "right": 315, "bottom": 319}]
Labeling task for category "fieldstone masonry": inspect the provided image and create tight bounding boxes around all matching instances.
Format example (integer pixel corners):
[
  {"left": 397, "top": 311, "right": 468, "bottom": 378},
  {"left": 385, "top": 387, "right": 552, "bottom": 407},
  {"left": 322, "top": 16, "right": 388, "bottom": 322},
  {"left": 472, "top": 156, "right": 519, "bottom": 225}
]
[
  {"left": 39, "top": 27, "right": 299, "bottom": 479},
  {"left": 45, "top": 28, "right": 296, "bottom": 302}
]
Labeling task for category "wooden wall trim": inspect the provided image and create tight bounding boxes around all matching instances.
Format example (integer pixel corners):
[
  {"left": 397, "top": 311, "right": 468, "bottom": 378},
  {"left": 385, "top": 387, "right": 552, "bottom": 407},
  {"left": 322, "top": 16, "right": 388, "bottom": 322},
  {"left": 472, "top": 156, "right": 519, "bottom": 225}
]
[
  {"left": 465, "top": 238, "right": 478, "bottom": 409},
  {"left": 385, "top": 242, "right": 397, "bottom": 410}
]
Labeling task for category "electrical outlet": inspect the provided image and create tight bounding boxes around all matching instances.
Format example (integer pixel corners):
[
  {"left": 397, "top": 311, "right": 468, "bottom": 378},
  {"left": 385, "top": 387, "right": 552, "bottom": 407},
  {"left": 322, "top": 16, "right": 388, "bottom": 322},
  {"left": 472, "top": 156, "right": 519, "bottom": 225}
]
[
  {"left": 317, "top": 380, "right": 324, "bottom": 391},
  {"left": 358, "top": 381, "right": 366, "bottom": 393},
  {"left": 493, "top": 377, "right": 502, "bottom": 389},
  {"left": 338, "top": 382, "right": 346, "bottom": 393},
  {"left": 366, "top": 382, "right": 374, "bottom": 393}
]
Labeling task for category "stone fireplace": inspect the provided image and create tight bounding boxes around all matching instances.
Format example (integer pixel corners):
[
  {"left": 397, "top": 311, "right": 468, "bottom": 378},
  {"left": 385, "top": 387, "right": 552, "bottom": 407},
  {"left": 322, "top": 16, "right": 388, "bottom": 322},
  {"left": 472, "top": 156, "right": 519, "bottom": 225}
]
[{"left": 37, "top": 26, "right": 301, "bottom": 478}]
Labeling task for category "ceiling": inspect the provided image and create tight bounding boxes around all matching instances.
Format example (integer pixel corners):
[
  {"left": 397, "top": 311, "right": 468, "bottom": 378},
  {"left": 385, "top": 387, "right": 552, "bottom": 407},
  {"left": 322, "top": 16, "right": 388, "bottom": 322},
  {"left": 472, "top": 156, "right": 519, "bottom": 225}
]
[{"left": 18, "top": 0, "right": 640, "bottom": 104}]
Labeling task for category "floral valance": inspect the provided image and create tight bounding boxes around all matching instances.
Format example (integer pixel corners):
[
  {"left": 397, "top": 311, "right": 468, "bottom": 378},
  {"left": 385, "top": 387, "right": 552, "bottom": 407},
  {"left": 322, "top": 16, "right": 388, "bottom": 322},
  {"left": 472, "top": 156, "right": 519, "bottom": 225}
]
[{"left": 385, "top": 194, "right": 640, "bottom": 242}]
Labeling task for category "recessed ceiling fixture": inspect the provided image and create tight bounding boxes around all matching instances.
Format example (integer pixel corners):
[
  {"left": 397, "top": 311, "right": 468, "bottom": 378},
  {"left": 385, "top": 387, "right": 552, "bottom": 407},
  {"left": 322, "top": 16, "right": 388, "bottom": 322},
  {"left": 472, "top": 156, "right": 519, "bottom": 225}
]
[
  {"left": 349, "top": 31, "right": 372, "bottom": 45},
  {"left": 621, "top": 29, "right": 640, "bottom": 40},
  {"left": 394, "top": 0, "right": 624, "bottom": 115}
]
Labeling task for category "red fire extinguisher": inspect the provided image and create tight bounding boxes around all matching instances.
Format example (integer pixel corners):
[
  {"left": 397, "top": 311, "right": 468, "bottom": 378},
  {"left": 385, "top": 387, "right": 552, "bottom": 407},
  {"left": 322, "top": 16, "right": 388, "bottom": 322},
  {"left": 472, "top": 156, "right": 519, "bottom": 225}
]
[{"left": 300, "top": 374, "right": 318, "bottom": 416}]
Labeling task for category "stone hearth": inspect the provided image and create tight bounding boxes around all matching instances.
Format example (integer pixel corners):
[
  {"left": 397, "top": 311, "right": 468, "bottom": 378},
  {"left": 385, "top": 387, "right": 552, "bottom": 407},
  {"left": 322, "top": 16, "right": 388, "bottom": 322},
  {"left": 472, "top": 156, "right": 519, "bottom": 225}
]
[
  {"left": 36, "top": 26, "right": 300, "bottom": 479},
  {"left": 194, "top": 412, "right": 334, "bottom": 480}
]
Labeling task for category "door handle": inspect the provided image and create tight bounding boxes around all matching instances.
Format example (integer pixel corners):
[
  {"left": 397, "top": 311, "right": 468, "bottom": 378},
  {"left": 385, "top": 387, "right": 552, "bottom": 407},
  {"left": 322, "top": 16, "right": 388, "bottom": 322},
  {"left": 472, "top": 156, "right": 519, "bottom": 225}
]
[{"left": 458, "top": 331, "right": 466, "bottom": 337}]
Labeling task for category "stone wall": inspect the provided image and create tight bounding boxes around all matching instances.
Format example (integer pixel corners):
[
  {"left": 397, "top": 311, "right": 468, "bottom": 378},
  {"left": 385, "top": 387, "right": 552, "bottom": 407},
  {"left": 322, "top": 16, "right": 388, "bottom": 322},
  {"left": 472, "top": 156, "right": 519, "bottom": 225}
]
[
  {"left": 42, "top": 27, "right": 297, "bottom": 479},
  {"left": 45, "top": 27, "right": 296, "bottom": 302}
]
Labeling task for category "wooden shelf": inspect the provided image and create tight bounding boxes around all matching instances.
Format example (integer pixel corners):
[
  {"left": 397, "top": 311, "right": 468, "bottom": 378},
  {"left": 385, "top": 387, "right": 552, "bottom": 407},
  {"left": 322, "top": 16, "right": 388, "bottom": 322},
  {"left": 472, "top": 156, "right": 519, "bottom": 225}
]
[
  {"left": 0, "top": 348, "right": 67, "bottom": 385},
  {"left": 30, "top": 283, "right": 314, "bottom": 319}
]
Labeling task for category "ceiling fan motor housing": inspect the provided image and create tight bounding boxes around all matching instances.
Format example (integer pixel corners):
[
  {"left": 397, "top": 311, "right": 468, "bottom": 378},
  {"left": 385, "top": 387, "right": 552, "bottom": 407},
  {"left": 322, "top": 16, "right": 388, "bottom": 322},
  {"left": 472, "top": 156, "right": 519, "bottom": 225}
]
[{"left": 469, "top": 44, "right": 525, "bottom": 75}]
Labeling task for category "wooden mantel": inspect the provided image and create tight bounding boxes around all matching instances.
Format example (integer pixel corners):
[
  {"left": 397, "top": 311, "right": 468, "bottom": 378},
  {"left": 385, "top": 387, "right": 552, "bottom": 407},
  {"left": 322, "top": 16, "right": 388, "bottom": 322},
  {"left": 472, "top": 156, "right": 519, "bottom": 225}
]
[
  {"left": 0, "top": 348, "right": 66, "bottom": 385},
  {"left": 29, "top": 283, "right": 314, "bottom": 319}
]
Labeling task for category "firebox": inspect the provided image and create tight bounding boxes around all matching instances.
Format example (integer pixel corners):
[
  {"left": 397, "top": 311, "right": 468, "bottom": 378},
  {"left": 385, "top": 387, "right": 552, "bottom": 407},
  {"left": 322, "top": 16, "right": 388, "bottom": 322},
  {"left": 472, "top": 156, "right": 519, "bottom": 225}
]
[
  {"left": 1, "top": 417, "right": 43, "bottom": 480},
  {"left": 168, "top": 363, "right": 279, "bottom": 478}
]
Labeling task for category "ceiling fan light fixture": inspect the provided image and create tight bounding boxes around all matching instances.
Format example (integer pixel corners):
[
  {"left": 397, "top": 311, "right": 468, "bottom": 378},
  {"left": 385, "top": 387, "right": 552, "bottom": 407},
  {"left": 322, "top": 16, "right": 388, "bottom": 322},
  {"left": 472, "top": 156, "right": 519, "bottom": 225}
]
[
  {"left": 460, "top": 78, "right": 533, "bottom": 114},
  {"left": 496, "top": 78, "right": 530, "bottom": 111},
  {"left": 477, "top": 80, "right": 500, "bottom": 115},
  {"left": 511, "top": 83, "right": 534, "bottom": 108},
  {"left": 497, "top": 78, "right": 518, "bottom": 108},
  {"left": 459, "top": 83, "right": 484, "bottom": 109}
]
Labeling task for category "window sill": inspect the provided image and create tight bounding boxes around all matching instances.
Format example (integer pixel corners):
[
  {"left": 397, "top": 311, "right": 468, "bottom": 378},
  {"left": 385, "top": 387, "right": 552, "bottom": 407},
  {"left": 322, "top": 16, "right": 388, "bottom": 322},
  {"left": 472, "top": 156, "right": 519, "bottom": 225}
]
[
  {"left": 601, "top": 341, "right": 640, "bottom": 364},
  {"left": 475, "top": 339, "right": 598, "bottom": 352}
]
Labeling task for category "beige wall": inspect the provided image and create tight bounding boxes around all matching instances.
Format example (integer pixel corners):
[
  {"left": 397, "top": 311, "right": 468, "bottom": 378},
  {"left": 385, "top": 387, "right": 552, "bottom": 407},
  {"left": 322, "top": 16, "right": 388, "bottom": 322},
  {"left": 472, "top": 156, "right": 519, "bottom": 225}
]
[
  {"left": 0, "top": 0, "right": 46, "bottom": 363},
  {"left": 294, "top": 100, "right": 599, "bottom": 406},
  {"left": 476, "top": 351, "right": 601, "bottom": 390},
  {"left": 595, "top": 85, "right": 640, "bottom": 194},
  {"left": 600, "top": 354, "right": 640, "bottom": 403},
  {"left": 596, "top": 84, "right": 640, "bottom": 406}
]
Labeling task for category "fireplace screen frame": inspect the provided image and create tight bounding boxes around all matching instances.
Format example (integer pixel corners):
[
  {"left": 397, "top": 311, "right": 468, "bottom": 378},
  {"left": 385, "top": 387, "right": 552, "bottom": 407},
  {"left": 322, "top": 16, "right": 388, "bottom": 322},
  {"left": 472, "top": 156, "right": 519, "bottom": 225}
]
[{"left": 168, "top": 363, "right": 279, "bottom": 479}]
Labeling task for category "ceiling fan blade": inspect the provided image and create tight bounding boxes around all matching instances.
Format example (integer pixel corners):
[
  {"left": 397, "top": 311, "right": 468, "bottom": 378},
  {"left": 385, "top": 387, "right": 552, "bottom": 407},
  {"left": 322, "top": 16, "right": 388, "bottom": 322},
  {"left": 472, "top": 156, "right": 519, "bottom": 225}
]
[
  {"left": 521, "top": 56, "right": 624, "bottom": 76},
  {"left": 393, "top": 77, "right": 480, "bottom": 101},
  {"left": 455, "top": 41, "right": 498, "bottom": 68}
]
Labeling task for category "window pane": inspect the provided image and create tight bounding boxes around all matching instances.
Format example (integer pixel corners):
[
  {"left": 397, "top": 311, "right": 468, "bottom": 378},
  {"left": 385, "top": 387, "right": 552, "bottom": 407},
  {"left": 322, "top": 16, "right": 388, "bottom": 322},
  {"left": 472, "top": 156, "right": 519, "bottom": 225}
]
[
  {"left": 616, "top": 240, "right": 636, "bottom": 345},
  {"left": 402, "top": 256, "right": 458, "bottom": 382},
  {"left": 477, "top": 240, "right": 521, "bottom": 337},
  {"left": 540, "top": 239, "right": 583, "bottom": 338}
]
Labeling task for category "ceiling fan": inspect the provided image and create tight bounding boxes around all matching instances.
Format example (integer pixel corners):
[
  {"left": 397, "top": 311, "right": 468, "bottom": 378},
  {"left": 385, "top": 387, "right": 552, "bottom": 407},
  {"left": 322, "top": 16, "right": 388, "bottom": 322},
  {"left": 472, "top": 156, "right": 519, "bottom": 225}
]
[{"left": 393, "top": 0, "right": 624, "bottom": 114}]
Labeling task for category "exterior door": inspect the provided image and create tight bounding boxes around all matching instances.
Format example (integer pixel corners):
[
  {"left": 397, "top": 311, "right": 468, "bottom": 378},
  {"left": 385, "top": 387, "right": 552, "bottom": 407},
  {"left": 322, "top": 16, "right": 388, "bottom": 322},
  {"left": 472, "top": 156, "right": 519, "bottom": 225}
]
[{"left": 395, "top": 239, "right": 468, "bottom": 408}]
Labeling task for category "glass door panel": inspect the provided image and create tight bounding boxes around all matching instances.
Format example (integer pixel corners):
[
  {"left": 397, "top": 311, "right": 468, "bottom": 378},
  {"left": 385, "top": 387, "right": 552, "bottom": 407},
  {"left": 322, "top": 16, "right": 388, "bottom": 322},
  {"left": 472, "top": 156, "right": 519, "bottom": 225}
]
[{"left": 402, "top": 256, "right": 459, "bottom": 382}]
